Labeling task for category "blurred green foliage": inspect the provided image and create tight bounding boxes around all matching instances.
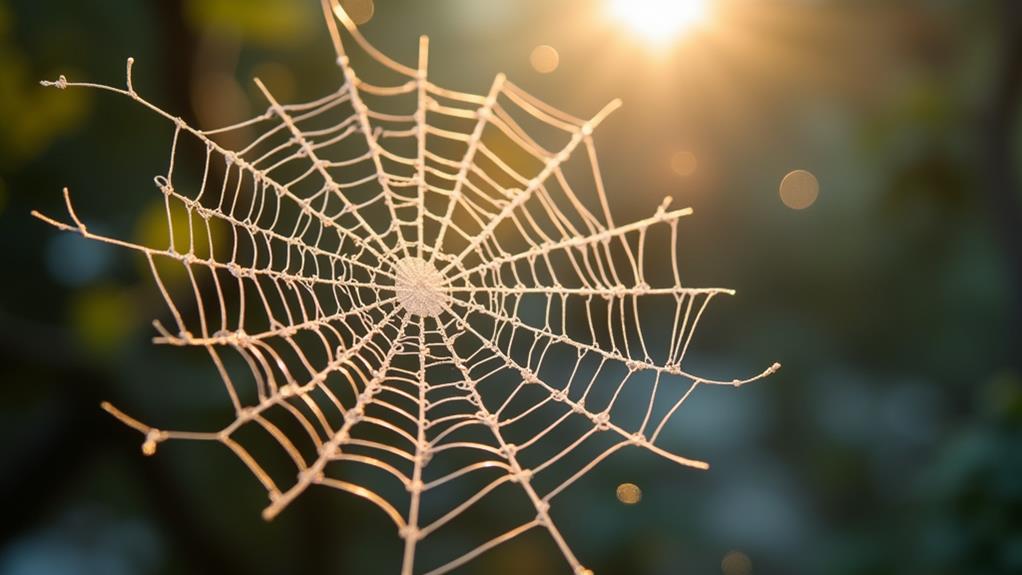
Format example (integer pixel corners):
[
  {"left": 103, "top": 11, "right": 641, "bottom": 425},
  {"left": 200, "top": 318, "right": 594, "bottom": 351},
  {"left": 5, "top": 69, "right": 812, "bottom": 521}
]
[
  {"left": 184, "top": 0, "right": 316, "bottom": 47},
  {"left": 0, "top": 3, "right": 86, "bottom": 169}
]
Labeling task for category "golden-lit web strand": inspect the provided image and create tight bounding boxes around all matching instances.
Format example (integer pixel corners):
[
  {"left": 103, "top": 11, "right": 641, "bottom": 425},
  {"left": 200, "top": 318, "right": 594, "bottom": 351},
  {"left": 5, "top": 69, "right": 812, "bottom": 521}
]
[
  {"left": 426, "top": 72, "right": 501, "bottom": 266},
  {"left": 253, "top": 77, "right": 404, "bottom": 265},
  {"left": 263, "top": 312, "right": 409, "bottom": 523},
  {"left": 41, "top": 62, "right": 401, "bottom": 269},
  {"left": 435, "top": 99, "right": 622, "bottom": 277},
  {"left": 434, "top": 317, "right": 585, "bottom": 574},
  {"left": 322, "top": 0, "right": 414, "bottom": 262}
]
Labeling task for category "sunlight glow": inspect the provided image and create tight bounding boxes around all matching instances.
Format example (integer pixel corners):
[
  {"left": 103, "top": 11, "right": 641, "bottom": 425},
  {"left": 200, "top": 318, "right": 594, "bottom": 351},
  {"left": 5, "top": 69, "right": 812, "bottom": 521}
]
[{"left": 608, "top": 0, "right": 710, "bottom": 44}]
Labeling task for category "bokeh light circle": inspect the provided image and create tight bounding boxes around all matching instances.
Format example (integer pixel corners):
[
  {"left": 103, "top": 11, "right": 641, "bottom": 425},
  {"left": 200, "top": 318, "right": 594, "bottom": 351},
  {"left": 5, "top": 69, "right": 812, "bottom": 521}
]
[
  {"left": 615, "top": 482, "right": 642, "bottom": 504},
  {"left": 721, "top": 550, "right": 752, "bottom": 575},
  {"left": 671, "top": 150, "right": 698, "bottom": 177},
  {"left": 530, "top": 45, "right": 560, "bottom": 74},
  {"left": 340, "top": 0, "right": 374, "bottom": 25},
  {"left": 779, "top": 169, "right": 819, "bottom": 210}
]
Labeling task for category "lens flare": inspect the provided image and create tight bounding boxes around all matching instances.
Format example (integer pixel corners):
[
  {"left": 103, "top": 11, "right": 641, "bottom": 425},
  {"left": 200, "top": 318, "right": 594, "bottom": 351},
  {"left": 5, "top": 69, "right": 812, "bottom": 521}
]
[{"left": 608, "top": 0, "right": 709, "bottom": 44}]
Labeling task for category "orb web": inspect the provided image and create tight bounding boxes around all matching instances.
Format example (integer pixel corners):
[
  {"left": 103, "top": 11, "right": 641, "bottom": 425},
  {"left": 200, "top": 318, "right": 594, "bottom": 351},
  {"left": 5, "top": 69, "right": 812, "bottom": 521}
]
[{"left": 34, "top": 1, "right": 779, "bottom": 573}]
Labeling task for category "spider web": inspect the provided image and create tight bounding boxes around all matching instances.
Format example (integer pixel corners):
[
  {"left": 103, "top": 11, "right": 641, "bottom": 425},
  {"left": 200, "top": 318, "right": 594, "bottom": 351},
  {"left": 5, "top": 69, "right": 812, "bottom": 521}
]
[{"left": 34, "top": 2, "right": 779, "bottom": 573}]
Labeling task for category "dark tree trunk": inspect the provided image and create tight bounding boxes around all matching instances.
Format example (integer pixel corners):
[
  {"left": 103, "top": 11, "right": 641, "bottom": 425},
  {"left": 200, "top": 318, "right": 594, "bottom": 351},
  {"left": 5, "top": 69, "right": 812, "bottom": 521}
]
[{"left": 982, "top": 0, "right": 1022, "bottom": 361}]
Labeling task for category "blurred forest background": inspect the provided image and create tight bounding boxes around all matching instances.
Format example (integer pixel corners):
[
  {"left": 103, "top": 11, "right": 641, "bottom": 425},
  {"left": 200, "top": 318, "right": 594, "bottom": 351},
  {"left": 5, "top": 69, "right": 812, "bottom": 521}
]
[{"left": 1, "top": 0, "right": 1020, "bottom": 574}]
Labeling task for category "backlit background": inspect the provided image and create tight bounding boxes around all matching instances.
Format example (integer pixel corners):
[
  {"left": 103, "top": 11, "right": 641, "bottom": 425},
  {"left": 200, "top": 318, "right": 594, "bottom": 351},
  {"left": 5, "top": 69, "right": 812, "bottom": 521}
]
[{"left": 1, "top": 1, "right": 1020, "bottom": 573}]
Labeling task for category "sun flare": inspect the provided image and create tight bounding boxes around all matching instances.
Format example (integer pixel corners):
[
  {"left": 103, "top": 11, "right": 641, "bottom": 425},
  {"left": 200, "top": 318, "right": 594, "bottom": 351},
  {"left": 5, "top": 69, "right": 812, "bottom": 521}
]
[{"left": 608, "top": 0, "right": 710, "bottom": 44}]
